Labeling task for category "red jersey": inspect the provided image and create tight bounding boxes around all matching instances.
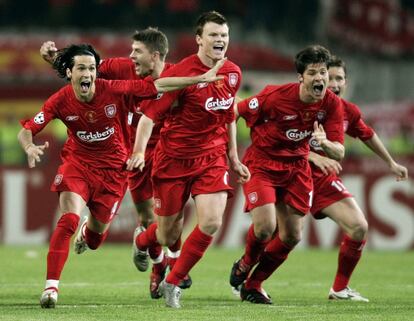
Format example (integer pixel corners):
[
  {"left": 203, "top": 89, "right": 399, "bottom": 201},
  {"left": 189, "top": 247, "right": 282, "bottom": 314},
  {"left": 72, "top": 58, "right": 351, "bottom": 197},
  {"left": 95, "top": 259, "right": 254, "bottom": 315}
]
[
  {"left": 238, "top": 83, "right": 344, "bottom": 160},
  {"left": 21, "top": 78, "right": 158, "bottom": 170},
  {"left": 98, "top": 58, "right": 173, "bottom": 150},
  {"left": 310, "top": 97, "right": 374, "bottom": 154},
  {"left": 141, "top": 54, "right": 241, "bottom": 159}
]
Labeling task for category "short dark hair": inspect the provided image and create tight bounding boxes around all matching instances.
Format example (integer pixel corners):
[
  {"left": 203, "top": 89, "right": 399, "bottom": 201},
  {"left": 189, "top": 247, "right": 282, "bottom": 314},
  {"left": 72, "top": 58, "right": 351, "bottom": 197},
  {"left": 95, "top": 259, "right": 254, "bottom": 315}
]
[
  {"left": 132, "top": 27, "right": 169, "bottom": 60},
  {"left": 53, "top": 44, "right": 100, "bottom": 80},
  {"left": 328, "top": 55, "right": 347, "bottom": 77},
  {"left": 195, "top": 11, "right": 227, "bottom": 36},
  {"left": 294, "top": 45, "right": 331, "bottom": 74}
]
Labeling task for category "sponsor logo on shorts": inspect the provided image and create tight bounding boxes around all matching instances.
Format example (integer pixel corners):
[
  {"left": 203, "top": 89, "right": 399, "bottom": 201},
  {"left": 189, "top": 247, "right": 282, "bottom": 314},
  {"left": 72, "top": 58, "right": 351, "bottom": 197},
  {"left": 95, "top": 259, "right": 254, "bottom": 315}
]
[
  {"left": 248, "top": 98, "right": 259, "bottom": 110},
  {"left": 154, "top": 198, "right": 161, "bottom": 209},
  {"left": 77, "top": 127, "right": 115, "bottom": 143},
  {"left": 229, "top": 73, "right": 238, "bottom": 87},
  {"left": 205, "top": 96, "right": 234, "bottom": 111},
  {"left": 248, "top": 192, "right": 258, "bottom": 204},
  {"left": 104, "top": 104, "right": 117, "bottom": 118},
  {"left": 65, "top": 115, "right": 79, "bottom": 121},
  {"left": 34, "top": 112, "right": 45, "bottom": 124},
  {"left": 286, "top": 129, "right": 312, "bottom": 141},
  {"left": 54, "top": 174, "right": 63, "bottom": 185},
  {"left": 224, "top": 171, "right": 229, "bottom": 185}
]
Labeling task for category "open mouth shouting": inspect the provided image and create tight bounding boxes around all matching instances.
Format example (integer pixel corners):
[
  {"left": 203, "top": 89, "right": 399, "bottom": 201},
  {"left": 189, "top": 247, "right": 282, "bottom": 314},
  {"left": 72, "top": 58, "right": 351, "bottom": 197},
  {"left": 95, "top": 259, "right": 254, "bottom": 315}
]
[
  {"left": 312, "top": 83, "right": 325, "bottom": 97},
  {"left": 212, "top": 43, "right": 225, "bottom": 56},
  {"left": 80, "top": 80, "right": 91, "bottom": 94}
]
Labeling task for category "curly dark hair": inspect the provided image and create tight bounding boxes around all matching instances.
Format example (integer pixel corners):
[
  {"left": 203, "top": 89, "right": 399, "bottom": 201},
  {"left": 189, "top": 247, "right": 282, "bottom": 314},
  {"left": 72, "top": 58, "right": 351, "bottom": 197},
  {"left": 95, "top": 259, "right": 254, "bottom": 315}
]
[
  {"left": 52, "top": 44, "right": 100, "bottom": 80},
  {"left": 294, "top": 45, "right": 331, "bottom": 74}
]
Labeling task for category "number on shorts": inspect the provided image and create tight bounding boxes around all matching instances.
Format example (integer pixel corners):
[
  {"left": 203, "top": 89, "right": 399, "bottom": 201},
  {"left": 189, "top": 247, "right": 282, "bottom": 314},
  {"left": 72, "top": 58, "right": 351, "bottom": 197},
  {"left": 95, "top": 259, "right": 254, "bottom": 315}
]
[{"left": 308, "top": 190, "right": 313, "bottom": 207}]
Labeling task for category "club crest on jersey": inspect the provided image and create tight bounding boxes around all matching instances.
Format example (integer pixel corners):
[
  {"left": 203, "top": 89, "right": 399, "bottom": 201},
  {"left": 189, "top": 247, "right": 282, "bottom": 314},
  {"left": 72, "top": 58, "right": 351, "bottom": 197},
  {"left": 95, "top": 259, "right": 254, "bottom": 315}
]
[
  {"left": 316, "top": 110, "right": 326, "bottom": 121},
  {"left": 85, "top": 110, "right": 97, "bottom": 123},
  {"left": 228, "top": 73, "right": 238, "bottom": 87},
  {"left": 301, "top": 110, "right": 315, "bottom": 122},
  {"left": 54, "top": 174, "right": 63, "bottom": 185},
  {"left": 34, "top": 112, "right": 45, "bottom": 124},
  {"left": 248, "top": 98, "right": 259, "bottom": 110},
  {"left": 104, "top": 104, "right": 117, "bottom": 118},
  {"left": 248, "top": 192, "right": 258, "bottom": 204}
]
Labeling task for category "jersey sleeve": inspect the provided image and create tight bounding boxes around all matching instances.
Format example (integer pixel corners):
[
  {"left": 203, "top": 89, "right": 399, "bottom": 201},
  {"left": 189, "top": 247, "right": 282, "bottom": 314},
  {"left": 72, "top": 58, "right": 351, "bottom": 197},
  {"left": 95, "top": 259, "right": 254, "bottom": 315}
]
[
  {"left": 20, "top": 94, "right": 58, "bottom": 136},
  {"left": 107, "top": 78, "right": 158, "bottom": 98},
  {"left": 140, "top": 90, "right": 180, "bottom": 122},
  {"left": 323, "top": 95, "right": 344, "bottom": 144},
  {"left": 237, "top": 86, "right": 271, "bottom": 127},
  {"left": 345, "top": 102, "right": 375, "bottom": 140},
  {"left": 98, "top": 58, "right": 135, "bottom": 80}
]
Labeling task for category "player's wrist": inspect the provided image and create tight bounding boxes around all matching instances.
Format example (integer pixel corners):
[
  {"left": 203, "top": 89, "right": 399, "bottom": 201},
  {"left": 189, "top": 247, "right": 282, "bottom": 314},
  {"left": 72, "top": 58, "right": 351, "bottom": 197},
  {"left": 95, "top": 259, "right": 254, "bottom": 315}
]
[{"left": 24, "top": 143, "right": 35, "bottom": 152}]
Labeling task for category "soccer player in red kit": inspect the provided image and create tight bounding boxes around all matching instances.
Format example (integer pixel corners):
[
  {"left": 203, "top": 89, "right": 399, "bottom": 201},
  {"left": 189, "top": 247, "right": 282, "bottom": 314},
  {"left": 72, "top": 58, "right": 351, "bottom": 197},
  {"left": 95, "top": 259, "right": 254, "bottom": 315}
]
[
  {"left": 308, "top": 56, "right": 408, "bottom": 302},
  {"left": 229, "top": 45, "right": 345, "bottom": 304},
  {"left": 39, "top": 28, "right": 192, "bottom": 298},
  {"left": 18, "top": 44, "right": 224, "bottom": 308},
  {"left": 127, "top": 11, "right": 250, "bottom": 308}
]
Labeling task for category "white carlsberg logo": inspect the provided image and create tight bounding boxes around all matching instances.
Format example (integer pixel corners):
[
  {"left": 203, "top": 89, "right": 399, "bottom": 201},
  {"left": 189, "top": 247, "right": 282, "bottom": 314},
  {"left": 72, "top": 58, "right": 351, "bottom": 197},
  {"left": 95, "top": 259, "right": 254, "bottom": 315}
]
[
  {"left": 248, "top": 98, "right": 259, "bottom": 110},
  {"left": 309, "top": 136, "right": 323, "bottom": 151},
  {"left": 34, "top": 112, "right": 45, "bottom": 124},
  {"left": 77, "top": 127, "right": 115, "bottom": 142},
  {"left": 205, "top": 96, "right": 234, "bottom": 111},
  {"left": 286, "top": 129, "right": 312, "bottom": 141}
]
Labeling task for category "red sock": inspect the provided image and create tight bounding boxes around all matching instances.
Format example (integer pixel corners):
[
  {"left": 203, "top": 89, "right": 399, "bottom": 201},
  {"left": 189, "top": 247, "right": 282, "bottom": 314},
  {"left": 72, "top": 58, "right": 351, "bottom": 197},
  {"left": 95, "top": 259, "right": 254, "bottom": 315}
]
[
  {"left": 243, "top": 224, "right": 270, "bottom": 266},
  {"left": 135, "top": 222, "right": 159, "bottom": 251},
  {"left": 167, "top": 236, "right": 182, "bottom": 269},
  {"left": 148, "top": 245, "right": 163, "bottom": 260},
  {"left": 333, "top": 235, "right": 366, "bottom": 291},
  {"left": 166, "top": 226, "right": 212, "bottom": 286},
  {"left": 46, "top": 213, "right": 79, "bottom": 280},
  {"left": 84, "top": 226, "right": 109, "bottom": 250},
  {"left": 245, "top": 234, "right": 293, "bottom": 290}
]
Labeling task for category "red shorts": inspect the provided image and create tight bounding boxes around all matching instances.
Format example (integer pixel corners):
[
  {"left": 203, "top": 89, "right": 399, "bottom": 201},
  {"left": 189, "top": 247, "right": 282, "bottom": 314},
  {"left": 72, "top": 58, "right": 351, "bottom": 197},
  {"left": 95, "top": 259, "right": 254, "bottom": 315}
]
[
  {"left": 310, "top": 166, "right": 353, "bottom": 219},
  {"left": 242, "top": 157, "right": 313, "bottom": 215},
  {"left": 128, "top": 147, "right": 154, "bottom": 204},
  {"left": 51, "top": 161, "right": 128, "bottom": 224},
  {"left": 151, "top": 147, "right": 233, "bottom": 216}
]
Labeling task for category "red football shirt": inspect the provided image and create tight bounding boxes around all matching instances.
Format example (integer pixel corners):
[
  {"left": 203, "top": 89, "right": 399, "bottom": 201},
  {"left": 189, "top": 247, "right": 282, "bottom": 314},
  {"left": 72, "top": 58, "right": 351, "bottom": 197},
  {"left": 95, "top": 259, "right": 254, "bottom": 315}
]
[
  {"left": 141, "top": 54, "right": 241, "bottom": 158},
  {"left": 238, "top": 83, "right": 344, "bottom": 160},
  {"left": 98, "top": 58, "right": 173, "bottom": 150},
  {"left": 310, "top": 97, "right": 374, "bottom": 154},
  {"left": 21, "top": 78, "right": 158, "bottom": 169}
]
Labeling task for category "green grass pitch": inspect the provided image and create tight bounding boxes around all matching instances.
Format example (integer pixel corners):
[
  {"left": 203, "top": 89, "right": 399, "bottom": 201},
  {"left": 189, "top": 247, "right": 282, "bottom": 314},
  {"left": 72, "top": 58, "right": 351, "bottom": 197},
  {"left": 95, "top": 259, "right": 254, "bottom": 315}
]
[{"left": 0, "top": 245, "right": 413, "bottom": 321}]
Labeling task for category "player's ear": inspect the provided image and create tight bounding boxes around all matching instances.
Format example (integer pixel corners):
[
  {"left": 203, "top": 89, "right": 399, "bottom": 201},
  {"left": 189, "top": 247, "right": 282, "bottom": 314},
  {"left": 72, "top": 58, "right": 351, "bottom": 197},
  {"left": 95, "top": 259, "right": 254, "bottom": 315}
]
[
  {"left": 297, "top": 73, "right": 303, "bottom": 83},
  {"left": 196, "top": 35, "right": 202, "bottom": 46},
  {"left": 66, "top": 68, "right": 72, "bottom": 79}
]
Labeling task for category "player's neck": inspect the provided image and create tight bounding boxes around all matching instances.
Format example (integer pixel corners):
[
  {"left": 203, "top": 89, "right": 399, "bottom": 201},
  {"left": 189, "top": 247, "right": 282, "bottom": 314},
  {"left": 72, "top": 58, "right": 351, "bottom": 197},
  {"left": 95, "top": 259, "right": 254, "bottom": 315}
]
[
  {"left": 151, "top": 61, "right": 165, "bottom": 79},
  {"left": 197, "top": 52, "right": 217, "bottom": 68}
]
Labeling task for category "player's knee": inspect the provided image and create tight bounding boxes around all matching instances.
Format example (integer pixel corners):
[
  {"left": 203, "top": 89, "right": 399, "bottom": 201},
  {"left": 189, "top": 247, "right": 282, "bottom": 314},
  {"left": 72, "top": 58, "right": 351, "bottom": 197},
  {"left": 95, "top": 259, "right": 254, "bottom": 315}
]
[
  {"left": 254, "top": 224, "right": 275, "bottom": 241},
  {"left": 283, "top": 231, "right": 302, "bottom": 247},
  {"left": 350, "top": 220, "right": 368, "bottom": 241},
  {"left": 199, "top": 220, "right": 222, "bottom": 236}
]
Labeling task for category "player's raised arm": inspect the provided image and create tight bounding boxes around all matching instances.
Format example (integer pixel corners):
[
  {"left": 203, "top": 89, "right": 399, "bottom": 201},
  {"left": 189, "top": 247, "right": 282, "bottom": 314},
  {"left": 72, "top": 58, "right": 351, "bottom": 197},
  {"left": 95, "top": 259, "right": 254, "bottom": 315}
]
[
  {"left": 363, "top": 133, "right": 408, "bottom": 181},
  {"left": 17, "top": 128, "right": 49, "bottom": 168},
  {"left": 40, "top": 41, "right": 58, "bottom": 65},
  {"left": 153, "top": 58, "right": 226, "bottom": 93}
]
